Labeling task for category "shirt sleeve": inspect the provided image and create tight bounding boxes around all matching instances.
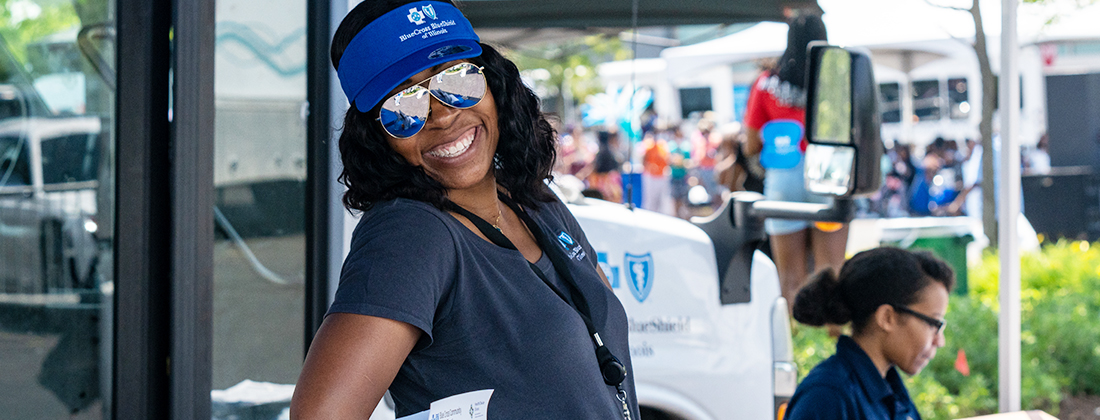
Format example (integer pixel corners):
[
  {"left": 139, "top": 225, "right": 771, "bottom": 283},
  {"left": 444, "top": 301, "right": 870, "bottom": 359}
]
[
  {"left": 743, "top": 73, "right": 772, "bottom": 131},
  {"left": 328, "top": 201, "right": 458, "bottom": 347},
  {"left": 785, "top": 384, "right": 852, "bottom": 420}
]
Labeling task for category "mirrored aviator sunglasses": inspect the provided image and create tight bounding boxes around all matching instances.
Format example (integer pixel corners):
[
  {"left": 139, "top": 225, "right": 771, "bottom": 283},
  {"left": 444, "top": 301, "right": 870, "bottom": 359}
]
[{"left": 376, "top": 62, "right": 487, "bottom": 138}]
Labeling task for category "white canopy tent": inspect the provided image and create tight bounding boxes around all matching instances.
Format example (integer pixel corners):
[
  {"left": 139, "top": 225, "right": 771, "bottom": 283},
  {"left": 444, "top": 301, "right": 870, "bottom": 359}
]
[{"left": 661, "top": 0, "right": 1100, "bottom": 79}]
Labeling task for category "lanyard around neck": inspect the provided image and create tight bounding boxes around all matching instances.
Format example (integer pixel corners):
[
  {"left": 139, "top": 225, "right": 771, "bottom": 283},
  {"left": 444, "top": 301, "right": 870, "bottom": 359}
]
[{"left": 444, "top": 194, "right": 627, "bottom": 387}]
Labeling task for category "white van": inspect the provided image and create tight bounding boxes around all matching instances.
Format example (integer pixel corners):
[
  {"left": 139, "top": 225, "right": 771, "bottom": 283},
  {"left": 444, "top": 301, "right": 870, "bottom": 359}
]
[{"left": 0, "top": 116, "right": 101, "bottom": 295}]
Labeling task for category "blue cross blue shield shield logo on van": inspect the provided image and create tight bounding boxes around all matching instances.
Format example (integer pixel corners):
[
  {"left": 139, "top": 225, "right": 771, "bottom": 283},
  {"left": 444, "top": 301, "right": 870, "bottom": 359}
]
[
  {"left": 625, "top": 253, "right": 654, "bottom": 302},
  {"left": 557, "top": 231, "right": 575, "bottom": 249}
]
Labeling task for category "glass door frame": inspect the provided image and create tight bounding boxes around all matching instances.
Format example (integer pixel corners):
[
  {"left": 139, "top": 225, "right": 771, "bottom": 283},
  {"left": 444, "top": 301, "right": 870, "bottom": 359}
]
[
  {"left": 113, "top": 0, "right": 175, "bottom": 417},
  {"left": 114, "top": 0, "right": 337, "bottom": 416}
]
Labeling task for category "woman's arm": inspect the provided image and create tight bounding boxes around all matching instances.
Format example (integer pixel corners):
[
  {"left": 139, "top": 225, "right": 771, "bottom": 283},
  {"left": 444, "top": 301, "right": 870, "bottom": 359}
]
[
  {"left": 744, "top": 127, "right": 763, "bottom": 157},
  {"left": 291, "top": 313, "right": 421, "bottom": 419}
]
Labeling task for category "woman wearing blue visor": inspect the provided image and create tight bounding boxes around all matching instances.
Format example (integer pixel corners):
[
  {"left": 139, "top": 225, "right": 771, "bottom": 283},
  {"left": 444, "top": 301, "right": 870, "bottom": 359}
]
[{"left": 291, "top": 1, "right": 639, "bottom": 419}]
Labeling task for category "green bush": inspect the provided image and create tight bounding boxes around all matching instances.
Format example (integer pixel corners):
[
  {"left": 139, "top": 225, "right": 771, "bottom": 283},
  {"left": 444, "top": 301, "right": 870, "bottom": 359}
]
[
  {"left": 791, "top": 240, "right": 1100, "bottom": 420},
  {"left": 969, "top": 240, "right": 1100, "bottom": 398}
]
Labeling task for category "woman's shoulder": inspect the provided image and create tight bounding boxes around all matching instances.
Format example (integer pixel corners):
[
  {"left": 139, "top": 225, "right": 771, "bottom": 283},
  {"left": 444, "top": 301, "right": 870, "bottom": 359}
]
[
  {"left": 524, "top": 191, "right": 573, "bottom": 224},
  {"left": 350, "top": 199, "right": 458, "bottom": 248},
  {"left": 796, "top": 353, "right": 860, "bottom": 393},
  {"left": 752, "top": 70, "right": 776, "bottom": 89},
  {"left": 360, "top": 198, "right": 449, "bottom": 223},
  {"left": 785, "top": 355, "right": 861, "bottom": 419}
]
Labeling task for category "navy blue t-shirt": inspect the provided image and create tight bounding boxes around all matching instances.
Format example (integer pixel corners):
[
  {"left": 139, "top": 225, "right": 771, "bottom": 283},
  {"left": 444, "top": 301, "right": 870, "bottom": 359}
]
[
  {"left": 785, "top": 336, "right": 921, "bottom": 420},
  {"left": 329, "top": 196, "right": 639, "bottom": 419}
]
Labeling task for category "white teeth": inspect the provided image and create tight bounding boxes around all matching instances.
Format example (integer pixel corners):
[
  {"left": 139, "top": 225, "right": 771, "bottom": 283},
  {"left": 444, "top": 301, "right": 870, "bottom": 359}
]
[{"left": 428, "top": 132, "right": 475, "bottom": 158}]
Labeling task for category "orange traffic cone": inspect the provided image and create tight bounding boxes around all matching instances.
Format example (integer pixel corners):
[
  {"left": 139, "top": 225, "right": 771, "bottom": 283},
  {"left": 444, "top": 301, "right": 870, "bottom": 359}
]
[{"left": 955, "top": 348, "right": 970, "bottom": 376}]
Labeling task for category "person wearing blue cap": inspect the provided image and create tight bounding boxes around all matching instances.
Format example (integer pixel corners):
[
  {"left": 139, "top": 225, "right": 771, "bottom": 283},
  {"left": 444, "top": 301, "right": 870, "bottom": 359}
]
[{"left": 291, "top": 1, "right": 639, "bottom": 419}]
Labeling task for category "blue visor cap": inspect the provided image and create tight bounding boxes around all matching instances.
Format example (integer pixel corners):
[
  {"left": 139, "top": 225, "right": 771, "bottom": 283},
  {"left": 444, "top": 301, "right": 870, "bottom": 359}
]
[{"left": 337, "top": 1, "right": 483, "bottom": 113}]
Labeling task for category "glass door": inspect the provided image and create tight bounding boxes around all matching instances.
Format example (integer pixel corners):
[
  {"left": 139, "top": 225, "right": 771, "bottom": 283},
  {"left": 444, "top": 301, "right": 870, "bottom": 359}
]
[
  {"left": 0, "top": 0, "right": 116, "bottom": 418},
  {"left": 210, "top": 0, "right": 307, "bottom": 417}
]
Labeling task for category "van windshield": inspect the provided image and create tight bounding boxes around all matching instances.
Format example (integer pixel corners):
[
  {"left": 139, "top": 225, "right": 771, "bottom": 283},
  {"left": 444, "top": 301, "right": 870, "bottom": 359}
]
[
  {"left": 40, "top": 132, "right": 98, "bottom": 184},
  {"left": 0, "top": 135, "right": 31, "bottom": 187}
]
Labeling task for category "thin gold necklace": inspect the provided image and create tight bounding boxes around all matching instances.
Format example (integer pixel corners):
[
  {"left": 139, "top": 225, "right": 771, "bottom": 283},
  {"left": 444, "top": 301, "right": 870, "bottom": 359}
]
[{"left": 491, "top": 205, "right": 503, "bottom": 232}]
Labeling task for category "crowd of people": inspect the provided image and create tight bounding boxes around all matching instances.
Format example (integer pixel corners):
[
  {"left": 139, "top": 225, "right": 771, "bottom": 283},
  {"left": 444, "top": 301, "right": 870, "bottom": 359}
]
[
  {"left": 553, "top": 116, "right": 758, "bottom": 220},
  {"left": 555, "top": 125, "right": 1052, "bottom": 222},
  {"left": 871, "top": 133, "right": 1049, "bottom": 219},
  {"left": 874, "top": 137, "right": 973, "bottom": 218}
]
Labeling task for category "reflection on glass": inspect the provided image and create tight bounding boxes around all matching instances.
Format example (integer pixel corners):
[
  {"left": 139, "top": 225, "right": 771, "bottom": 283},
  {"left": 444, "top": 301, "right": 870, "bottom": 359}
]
[
  {"left": 211, "top": 0, "right": 306, "bottom": 417},
  {"left": 812, "top": 48, "right": 851, "bottom": 144},
  {"left": 805, "top": 143, "right": 855, "bottom": 196},
  {"left": 911, "top": 79, "right": 941, "bottom": 121},
  {"left": 948, "top": 77, "right": 969, "bottom": 120},
  {"left": 878, "top": 82, "right": 901, "bottom": 123},
  {"left": 0, "top": 1, "right": 115, "bottom": 418}
]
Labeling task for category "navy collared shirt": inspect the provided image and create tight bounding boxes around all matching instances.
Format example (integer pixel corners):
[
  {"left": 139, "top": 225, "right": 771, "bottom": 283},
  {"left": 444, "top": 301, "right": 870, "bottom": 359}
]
[{"left": 785, "top": 336, "right": 921, "bottom": 420}]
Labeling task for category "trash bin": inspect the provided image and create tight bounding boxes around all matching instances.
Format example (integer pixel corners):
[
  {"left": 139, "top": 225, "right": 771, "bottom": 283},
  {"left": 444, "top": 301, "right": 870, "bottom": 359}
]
[{"left": 878, "top": 217, "right": 977, "bottom": 295}]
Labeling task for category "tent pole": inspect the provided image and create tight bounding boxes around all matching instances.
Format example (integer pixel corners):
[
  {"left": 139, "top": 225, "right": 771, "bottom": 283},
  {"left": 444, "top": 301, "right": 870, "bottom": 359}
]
[{"left": 998, "top": 0, "right": 1022, "bottom": 413}]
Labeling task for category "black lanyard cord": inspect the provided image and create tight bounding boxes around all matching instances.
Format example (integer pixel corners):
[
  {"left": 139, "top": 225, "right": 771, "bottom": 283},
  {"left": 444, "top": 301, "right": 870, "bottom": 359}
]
[{"left": 444, "top": 194, "right": 628, "bottom": 387}]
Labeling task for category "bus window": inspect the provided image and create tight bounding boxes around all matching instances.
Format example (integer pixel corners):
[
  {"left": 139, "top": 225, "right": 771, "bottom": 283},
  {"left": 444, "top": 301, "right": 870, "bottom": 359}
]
[
  {"left": 911, "top": 79, "right": 941, "bottom": 121},
  {"left": 948, "top": 78, "right": 969, "bottom": 120},
  {"left": 878, "top": 82, "right": 901, "bottom": 123},
  {"left": 680, "top": 87, "right": 713, "bottom": 119}
]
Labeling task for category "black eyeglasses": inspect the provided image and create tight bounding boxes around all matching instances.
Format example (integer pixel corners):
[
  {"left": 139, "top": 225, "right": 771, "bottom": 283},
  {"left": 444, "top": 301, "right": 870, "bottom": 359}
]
[{"left": 890, "top": 304, "right": 946, "bottom": 333}]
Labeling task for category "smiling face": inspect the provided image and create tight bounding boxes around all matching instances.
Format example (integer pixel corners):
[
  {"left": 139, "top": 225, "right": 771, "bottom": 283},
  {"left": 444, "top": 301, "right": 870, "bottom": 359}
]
[
  {"left": 380, "top": 60, "right": 499, "bottom": 193},
  {"left": 883, "top": 282, "right": 950, "bottom": 375}
]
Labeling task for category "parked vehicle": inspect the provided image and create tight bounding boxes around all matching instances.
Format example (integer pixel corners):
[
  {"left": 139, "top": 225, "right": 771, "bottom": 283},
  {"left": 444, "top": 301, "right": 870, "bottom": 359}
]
[{"left": 0, "top": 116, "right": 102, "bottom": 295}]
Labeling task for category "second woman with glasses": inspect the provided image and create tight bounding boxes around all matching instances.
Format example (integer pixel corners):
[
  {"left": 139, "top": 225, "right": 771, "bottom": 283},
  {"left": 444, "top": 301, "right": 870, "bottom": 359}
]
[{"left": 785, "top": 247, "right": 955, "bottom": 420}]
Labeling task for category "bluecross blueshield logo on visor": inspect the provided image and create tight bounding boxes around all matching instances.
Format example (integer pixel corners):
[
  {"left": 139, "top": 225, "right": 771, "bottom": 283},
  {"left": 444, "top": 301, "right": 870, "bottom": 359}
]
[
  {"left": 407, "top": 5, "right": 436, "bottom": 24},
  {"left": 335, "top": 1, "right": 483, "bottom": 113}
]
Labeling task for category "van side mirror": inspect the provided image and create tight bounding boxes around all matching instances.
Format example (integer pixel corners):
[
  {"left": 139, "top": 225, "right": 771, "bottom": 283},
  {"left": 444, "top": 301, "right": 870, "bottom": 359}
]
[
  {"left": 804, "top": 44, "right": 882, "bottom": 197},
  {"left": 697, "top": 45, "right": 883, "bottom": 305}
]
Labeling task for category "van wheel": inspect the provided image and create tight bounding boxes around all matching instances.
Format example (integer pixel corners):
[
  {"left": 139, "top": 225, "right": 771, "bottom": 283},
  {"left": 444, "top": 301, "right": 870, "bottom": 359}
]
[{"left": 640, "top": 407, "right": 681, "bottom": 420}]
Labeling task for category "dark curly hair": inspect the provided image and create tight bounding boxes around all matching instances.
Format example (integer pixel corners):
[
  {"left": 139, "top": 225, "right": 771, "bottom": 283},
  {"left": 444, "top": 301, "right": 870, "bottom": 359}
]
[
  {"left": 792, "top": 247, "right": 955, "bottom": 335},
  {"left": 331, "top": 0, "right": 556, "bottom": 212}
]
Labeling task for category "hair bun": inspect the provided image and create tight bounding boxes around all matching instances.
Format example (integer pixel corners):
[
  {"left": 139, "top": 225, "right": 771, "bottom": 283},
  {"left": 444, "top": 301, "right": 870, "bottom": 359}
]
[{"left": 792, "top": 268, "right": 852, "bottom": 326}]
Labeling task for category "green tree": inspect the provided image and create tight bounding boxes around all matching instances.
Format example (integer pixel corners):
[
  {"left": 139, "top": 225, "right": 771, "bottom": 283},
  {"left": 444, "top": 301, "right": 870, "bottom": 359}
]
[
  {"left": 0, "top": 0, "right": 81, "bottom": 67},
  {"left": 505, "top": 34, "right": 633, "bottom": 122}
]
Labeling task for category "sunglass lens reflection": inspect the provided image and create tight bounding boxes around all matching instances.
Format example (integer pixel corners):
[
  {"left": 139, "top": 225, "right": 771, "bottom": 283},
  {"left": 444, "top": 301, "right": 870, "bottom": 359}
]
[
  {"left": 379, "top": 64, "right": 486, "bottom": 138},
  {"left": 430, "top": 64, "right": 485, "bottom": 108},
  {"left": 379, "top": 85, "right": 430, "bottom": 138}
]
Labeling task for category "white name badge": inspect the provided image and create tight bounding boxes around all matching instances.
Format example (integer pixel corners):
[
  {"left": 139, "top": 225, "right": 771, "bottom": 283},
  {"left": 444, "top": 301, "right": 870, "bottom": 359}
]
[{"left": 395, "top": 389, "right": 494, "bottom": 420}]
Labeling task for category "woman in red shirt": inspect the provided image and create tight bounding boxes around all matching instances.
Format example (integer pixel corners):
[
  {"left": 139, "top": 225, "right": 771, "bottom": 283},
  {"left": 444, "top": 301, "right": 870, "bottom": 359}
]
[{"left": 744, "top": 14, "right": 848, "bottom": 313}]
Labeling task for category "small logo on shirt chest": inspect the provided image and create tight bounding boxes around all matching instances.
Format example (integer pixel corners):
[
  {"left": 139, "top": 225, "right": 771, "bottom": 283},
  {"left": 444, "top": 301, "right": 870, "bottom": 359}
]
[{"left": 557, "top": 231, "right": 586, "bottom": 261}]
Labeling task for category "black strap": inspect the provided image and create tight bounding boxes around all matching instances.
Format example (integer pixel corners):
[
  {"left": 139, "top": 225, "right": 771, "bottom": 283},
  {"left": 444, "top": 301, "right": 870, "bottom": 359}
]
[{"left": 445, "top": 194, "right": 627, "bottom": 386}]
